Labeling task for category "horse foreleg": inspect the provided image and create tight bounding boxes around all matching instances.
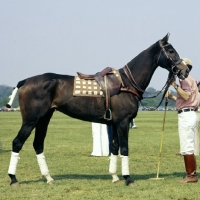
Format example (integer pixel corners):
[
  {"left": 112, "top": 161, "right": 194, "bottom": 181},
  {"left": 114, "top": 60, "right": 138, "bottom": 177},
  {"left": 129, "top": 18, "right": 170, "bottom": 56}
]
[
  {"left": 109, "top": 154, "right": 120, "bottom": 183},
  {"left": 36, "top": 153, "right": 54, "bottom": 184},
  {"left": 116, "top": 121, "right": 135, "bottom": 186},
  {"left": 121, "top": 155, "right": 135, "bottom": 186},
  {"left": 109, "top": 125, "right": 120, "bottom": 183}
]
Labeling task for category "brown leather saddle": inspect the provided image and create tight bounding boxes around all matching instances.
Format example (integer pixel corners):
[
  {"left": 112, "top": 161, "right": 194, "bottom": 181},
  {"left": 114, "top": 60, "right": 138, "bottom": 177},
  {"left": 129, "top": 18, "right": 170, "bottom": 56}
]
[{"left": 77, "top": 67, "right": 123, "bottom": 120}]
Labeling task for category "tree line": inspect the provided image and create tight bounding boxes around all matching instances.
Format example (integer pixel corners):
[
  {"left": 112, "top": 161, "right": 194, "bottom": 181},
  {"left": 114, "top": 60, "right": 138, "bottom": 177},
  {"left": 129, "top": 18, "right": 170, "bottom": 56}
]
[{"left": 0, "top": 85, "right": 176, "bottom": 108}]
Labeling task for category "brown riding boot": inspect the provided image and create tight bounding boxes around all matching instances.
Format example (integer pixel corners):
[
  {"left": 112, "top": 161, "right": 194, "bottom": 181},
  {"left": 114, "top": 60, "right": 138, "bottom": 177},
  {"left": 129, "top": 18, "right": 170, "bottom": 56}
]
[{"left": 179, "top": 154, "right": 198, "bottom": 183}]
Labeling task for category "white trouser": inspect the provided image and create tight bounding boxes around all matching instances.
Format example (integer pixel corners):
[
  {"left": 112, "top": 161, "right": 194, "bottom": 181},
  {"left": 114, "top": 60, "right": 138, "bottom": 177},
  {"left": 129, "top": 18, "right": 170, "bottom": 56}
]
[
  {"left": 91, "top": 123, "right": 109, "bottom": 156},
  {"left": 194, "top": 112, "right": 200, "bottom": 156},
  {"left": 178, "top": 111, "right": 198, "bottom": 155}
]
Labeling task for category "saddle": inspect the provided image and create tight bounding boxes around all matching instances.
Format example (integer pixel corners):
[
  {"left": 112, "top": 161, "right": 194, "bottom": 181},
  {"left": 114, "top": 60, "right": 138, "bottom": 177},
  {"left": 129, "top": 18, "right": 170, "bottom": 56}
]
[{"left": 77, "top": 67, "right": 123, "bottom": 120}]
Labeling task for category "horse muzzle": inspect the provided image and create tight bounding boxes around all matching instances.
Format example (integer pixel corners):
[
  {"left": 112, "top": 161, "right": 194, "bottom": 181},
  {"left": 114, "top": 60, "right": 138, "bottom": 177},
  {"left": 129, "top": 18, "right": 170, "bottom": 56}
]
[{"left": 172, "top": 60, "right": 191, "bottom": 80}]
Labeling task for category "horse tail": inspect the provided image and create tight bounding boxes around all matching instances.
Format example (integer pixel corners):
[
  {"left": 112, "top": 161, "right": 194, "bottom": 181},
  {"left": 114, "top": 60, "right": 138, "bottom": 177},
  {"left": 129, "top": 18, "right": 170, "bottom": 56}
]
[{"left": 6, "top": 79, "right": 27, "bottom": 108}]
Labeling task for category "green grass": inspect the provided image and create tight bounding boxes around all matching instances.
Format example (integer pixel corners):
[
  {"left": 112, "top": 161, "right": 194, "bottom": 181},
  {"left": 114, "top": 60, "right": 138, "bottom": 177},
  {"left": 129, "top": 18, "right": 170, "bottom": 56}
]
[{"left": 0, "top": 111, "right": 200, "bottom": 200}]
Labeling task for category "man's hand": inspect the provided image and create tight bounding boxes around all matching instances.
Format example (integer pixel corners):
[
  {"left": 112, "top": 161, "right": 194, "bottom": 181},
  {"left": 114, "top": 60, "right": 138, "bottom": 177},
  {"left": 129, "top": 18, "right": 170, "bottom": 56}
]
[
  {"left": 165, "top": 90, "right": 170, "bottom": 98},
  {"left": 165, "top": 90, "right": 173, "bottom": 99}
]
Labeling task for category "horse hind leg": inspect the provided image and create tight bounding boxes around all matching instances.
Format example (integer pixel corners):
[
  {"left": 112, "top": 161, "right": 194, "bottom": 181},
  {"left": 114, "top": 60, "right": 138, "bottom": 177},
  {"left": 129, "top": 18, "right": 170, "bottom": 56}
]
[
  {"left": 8, "top": 153, "right": 20, "bottom": 187},
  {"left": 33, "top": 110, "right": 55, "bottom": 184},
  {"left": 8, "top": 123, "right": 36, "bottom": 186}
]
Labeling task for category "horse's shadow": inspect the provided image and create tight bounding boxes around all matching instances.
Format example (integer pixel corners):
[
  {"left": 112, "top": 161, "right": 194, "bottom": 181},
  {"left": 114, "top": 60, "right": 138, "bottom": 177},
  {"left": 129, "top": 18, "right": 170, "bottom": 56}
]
[
  {"left": 20, "top": 172, "right": 185, "bottom": 184},
  {"left": 0, "top": 149, "right": 11, "bottom": 154}
]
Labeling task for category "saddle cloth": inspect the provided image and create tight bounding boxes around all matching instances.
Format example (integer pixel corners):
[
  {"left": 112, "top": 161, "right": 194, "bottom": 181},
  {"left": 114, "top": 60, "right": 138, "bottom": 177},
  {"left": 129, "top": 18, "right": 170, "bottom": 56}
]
[{"left": 73, "top": 77, "right": 104, "bottom": 97}]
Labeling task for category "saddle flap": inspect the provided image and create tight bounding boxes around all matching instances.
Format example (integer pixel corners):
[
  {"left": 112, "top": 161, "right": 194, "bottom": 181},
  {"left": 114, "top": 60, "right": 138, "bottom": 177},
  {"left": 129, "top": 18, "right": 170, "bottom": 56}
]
[{"left": 107, "top": 73, "right": 122, "bottom": 96}]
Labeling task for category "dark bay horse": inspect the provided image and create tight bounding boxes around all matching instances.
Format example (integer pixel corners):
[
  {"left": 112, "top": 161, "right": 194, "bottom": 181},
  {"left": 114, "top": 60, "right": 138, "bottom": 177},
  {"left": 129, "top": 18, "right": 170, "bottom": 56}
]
[{"left": 7, "top": 34, "right": 190, "bottom": 187}]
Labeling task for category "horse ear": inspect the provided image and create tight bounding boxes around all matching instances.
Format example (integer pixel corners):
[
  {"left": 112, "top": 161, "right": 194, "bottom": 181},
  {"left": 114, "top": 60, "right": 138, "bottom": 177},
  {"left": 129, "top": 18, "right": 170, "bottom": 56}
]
[
  {"left": 161, "top": 33, "right": 170, "bottom": 43},
  {"left": 160, "top": 33, "right": 170, "bottom": 47}
]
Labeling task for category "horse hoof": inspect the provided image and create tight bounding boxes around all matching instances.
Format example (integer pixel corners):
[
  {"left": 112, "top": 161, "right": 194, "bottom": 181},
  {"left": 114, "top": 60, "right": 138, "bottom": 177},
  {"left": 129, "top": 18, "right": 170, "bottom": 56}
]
[
  {"left": 128, "top": 182, "right": 136, "bottom": 186},
  {"left": 113, "top": 180, "right": 120, "bottom": 184},
  {"left": 10, "top": 182, "right": 20, "bottom": 187},
  {"left": 48, "top": 180, "right": 55, "bottom": 185}
]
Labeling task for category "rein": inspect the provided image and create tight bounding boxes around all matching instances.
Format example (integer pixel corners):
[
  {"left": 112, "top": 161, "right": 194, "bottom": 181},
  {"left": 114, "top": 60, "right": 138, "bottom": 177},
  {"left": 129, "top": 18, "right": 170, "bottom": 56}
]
[
  {"left": 152, "top": 74, "right": 175, "bottom": 109},
  {"left": 122, "top": 64, "right": 169, "bottom": 102},
  {"left": 123, "top": 65, "right": 146, "bottom": 93},
  {"left": 138, "top": 75, "right": 174, "bottom": 110},
  {"left": 122, "top": 63, "right": 176, "bottom": 109},
  {"left": 121, "top": 39, "right": 187, "bottom": 109}
]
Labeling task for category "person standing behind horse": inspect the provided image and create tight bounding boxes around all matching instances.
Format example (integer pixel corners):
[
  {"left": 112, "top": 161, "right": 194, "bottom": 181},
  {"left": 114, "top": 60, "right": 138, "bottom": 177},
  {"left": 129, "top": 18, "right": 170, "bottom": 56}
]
[
  {"left": 107, "top": 124, "right": 113, "bottom": 155},
  {"left": 90, "top": 123, "right": 109, "bottom": 156},
  {"left": 166, "top": 58, "right": 200, "bottom": 183},
  {"left": 130, "top": 119, "right": 137, "bottom": 128}
]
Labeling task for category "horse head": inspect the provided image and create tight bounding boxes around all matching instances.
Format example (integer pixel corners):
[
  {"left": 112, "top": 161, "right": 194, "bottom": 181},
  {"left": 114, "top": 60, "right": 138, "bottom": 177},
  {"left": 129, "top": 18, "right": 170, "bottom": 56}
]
[{"left": 157, "top": 33, "right": 191, "bottom": 80}]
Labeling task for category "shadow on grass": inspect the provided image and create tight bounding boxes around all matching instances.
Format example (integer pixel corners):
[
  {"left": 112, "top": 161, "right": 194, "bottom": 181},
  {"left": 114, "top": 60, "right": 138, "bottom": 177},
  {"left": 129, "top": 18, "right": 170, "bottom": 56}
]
[
  {"left": 0, "top": 149, "right": 11, "bottom": 154},
  {"left": 19, "top": 172, "right": 185, "bottom": 184},
  {"left": 53, "top": 172, "right": 185, "bottom": 181}
]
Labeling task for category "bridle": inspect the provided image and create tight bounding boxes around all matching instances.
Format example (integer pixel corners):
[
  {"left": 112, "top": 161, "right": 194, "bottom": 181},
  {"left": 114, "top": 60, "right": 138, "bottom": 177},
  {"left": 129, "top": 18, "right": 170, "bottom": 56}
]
[
  {"left": 122, "top": 40, "right": 191, "bottom": 107},
  {"left": 157, "top": 41, "right": 190, "bottom": 80}
]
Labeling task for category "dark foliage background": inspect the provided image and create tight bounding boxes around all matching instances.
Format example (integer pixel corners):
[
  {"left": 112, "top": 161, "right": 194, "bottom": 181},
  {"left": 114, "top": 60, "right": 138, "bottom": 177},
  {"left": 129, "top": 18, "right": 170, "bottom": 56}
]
[
  {"left": 141, "top": 87, "right": 176, "bottom": 108},
  {"left": 0, "top": 85, "right": 18, "bottom": 108}
]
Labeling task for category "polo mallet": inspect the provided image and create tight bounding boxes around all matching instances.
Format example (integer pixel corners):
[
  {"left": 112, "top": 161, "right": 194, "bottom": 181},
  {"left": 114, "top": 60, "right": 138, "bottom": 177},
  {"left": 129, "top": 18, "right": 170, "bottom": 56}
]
[{"left": 150, "top": 96, "right": 168, "bottom": 180}]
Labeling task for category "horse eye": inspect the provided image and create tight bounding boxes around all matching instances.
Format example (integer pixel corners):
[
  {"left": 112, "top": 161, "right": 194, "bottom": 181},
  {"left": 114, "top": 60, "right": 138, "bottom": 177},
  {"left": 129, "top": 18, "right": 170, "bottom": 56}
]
[{"left": 168, "top": 49, "right": 174, "bottom": 53}]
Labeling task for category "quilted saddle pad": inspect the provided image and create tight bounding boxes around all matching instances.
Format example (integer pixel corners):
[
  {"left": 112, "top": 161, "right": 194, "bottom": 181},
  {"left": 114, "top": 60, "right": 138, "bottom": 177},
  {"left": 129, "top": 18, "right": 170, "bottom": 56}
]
[{"left": 73, "top": 77, "right": 103, "bottom": 97}]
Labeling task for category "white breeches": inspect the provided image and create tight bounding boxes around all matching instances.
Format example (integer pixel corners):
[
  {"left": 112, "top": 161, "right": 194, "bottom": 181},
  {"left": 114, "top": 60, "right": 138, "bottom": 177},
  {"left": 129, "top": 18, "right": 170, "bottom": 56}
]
[
  {"left": 91, "top": 123, "right": 109, "bottom": 156},
  {"left": 194, "top": 112, "right": 200, "bottom": 156},
  {"left": 178, "top": 111, "right": 198, "bottom": 155}
]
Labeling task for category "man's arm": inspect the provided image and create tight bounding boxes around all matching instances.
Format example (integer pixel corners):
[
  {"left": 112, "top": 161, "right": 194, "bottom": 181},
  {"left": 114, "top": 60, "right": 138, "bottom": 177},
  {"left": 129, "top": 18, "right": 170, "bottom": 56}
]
[{"left": 171, "top": 81, "right": 190, "bottom": 101}]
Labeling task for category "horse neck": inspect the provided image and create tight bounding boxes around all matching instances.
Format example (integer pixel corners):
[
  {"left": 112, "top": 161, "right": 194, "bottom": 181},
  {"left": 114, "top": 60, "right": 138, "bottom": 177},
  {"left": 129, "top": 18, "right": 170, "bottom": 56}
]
[{"left": 124, "top": 43, "right": 160, "bottom": 91}]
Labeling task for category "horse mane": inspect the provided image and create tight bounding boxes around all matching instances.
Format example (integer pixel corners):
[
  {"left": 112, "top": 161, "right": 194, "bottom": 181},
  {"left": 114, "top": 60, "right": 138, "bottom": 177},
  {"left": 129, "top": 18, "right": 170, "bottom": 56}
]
[{"left": 127, "top": 41, "right": 160, "bottom": 68}]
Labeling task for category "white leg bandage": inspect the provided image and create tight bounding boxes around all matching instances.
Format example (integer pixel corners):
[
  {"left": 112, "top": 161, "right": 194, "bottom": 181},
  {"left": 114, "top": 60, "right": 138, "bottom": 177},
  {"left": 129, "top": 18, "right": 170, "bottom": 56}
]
[
  {"left": 109, "top": 154, "right": 118, "bottom": 174},
  {"left": 36, "top": 153, "right": 54, "bottom": 183},
  {"left": 7, "top": 87, "right": 18, "bottom": 108},
  {"left": 109, "top": 154, "right": 119, "bottom": 182},
  {"left": 8, "top": 152, "right": 20, "bottom": 175},
  {"left": 121, "top": 155, "right": 130, "bottom": 176}
]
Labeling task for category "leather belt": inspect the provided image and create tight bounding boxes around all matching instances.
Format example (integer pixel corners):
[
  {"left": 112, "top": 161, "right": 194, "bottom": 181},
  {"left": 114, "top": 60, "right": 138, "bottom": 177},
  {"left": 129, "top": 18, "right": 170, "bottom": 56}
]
[{"left": 178, "top": 108, "right": 195, "bottom": 114}]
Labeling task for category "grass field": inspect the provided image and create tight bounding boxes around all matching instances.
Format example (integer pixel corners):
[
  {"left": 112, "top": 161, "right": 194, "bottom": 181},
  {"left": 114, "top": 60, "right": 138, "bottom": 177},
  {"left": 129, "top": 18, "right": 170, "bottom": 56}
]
[{"left": 0, "top": 111, "right": 200, "bottom": 200}]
